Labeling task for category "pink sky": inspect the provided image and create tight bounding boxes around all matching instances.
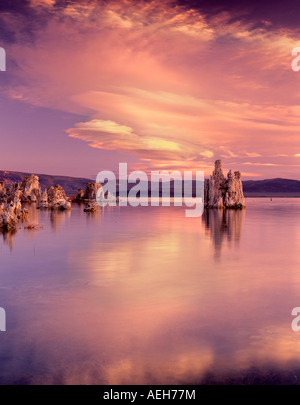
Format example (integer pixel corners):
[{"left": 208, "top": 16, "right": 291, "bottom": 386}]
[{"left": 1, "top": 0, "right": 300, "bottom": 179}]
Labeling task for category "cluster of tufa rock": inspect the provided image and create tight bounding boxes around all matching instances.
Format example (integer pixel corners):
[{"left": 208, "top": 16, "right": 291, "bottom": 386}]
[
  {"left": 37, "top": 184, "right": 71, "bottom": 210},
  {"left": 0, "top": 174, "right": 71, "bottom": 230},
  {"left": 76, "top": 182, "right": 118, "bottom": 212},
  {"left": 204, "top": 160, "right": 246, "bottom": 209},
  {"left": 76, "top": 182, "right": 102, "bottom": 201},
  {"left": 76, "top": 182, "right": 103, "bottom": 212},
  {"left": 0, "top": 174, "right": 41, "bottom": 204}
]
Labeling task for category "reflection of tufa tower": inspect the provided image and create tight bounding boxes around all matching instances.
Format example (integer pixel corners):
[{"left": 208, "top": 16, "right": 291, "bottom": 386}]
[
  {"left": 202, "top": 208, "right": 245, "bottom": 259},
  {"left": 204, "top": 160, "right": 246, "bottom": 209}
]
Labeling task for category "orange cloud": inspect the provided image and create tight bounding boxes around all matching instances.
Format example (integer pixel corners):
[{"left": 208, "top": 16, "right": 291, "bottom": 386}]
[
  {"left": 5, "top": 0, "right": 300, "bottom": 177},
  {"left": 67, "top": 118, "right": 212, "bottom": 161}
]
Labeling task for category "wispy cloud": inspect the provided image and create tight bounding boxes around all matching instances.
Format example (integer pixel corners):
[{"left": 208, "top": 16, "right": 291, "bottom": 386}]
[{"left": 245, "top": 152, "right": 262, "bottom": 158}]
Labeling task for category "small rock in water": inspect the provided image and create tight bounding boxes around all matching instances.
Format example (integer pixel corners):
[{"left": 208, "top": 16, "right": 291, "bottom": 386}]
[
  {"left": 24, "top": 223, "right": 42, "bottom": 230},
  {"left": 84, "top": 201, "right": 98, "bottom": 212}
]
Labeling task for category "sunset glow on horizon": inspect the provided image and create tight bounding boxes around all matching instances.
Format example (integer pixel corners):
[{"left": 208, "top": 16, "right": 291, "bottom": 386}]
[{"left": 1, "top": 0, "right": 300, "bottom": 179}]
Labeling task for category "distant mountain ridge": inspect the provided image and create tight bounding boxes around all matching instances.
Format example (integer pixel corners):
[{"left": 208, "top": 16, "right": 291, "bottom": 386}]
[
  {"left": 1, "top": 170, "right": 300, "bottom": 197},
  {"left": 243, "top": 178, "right": 300, "bottom": 197}
]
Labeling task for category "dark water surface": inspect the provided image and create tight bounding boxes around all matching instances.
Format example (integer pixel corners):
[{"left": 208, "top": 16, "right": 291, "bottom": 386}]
[{"left": 1, "top": 198, "right": 300, "bottom": 384}]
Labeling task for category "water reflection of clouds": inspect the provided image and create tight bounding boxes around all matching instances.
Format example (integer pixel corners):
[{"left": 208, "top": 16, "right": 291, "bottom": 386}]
[
  {"left": 4, "top": 285, "right": 300, "bottom": 385},
  {"left": 3, "top": 202, "right": 300, "bottom": 384}
]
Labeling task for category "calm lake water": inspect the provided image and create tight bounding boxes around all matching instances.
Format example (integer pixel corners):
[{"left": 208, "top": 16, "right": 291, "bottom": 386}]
[{"left": 1, "top": 198, "right": 300, "bottom": 385}]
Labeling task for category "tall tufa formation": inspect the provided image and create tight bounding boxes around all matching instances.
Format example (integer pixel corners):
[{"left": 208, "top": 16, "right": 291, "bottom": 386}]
[
  {"left": 75, "top": 183, "right": 102, "bottom": 201},
  {"left": 204, "top": 160, "right": 246, "bottom": 209},
  {"left": 20, "top": 174, "right": 41, "bottom": 202},
  {"left": 75, "top": 182, "right": 103, "bottom": 212},
  {"left": 75, "top": 188, "right": 84, "bottom": 201},
  {"left": 0, "top": 198, "right": 29, "bottom": 230},
  {"left": 84, "top": 182, "right": 102, "bottom": 200}
]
